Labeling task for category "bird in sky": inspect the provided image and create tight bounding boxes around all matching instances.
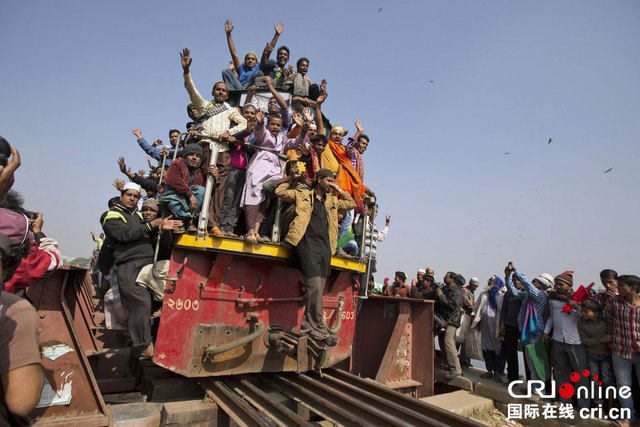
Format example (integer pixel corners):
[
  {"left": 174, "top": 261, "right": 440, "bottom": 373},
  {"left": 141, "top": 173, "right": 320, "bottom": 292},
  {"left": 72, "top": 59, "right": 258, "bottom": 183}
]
[
  {"left": 504, "top": 152, "right": 510, "bottom": 155},
  {"left": 378, "top": 8, "right": 382, "bottom": 12},
  {"left": 604, "top": 168, "right": 613, "bottom": 173},
  {"left": 429, "top": 80, "right": 434, "bottom": 83},
  {"left": 548, "top": 138, "right": 552, "bottom": 144}
]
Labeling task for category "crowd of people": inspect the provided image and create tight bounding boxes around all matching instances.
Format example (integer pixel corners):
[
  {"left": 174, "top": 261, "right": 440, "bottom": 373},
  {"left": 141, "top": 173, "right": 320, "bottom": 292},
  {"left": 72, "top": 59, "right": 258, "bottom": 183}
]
[
  {"left": 86, "top": 21, "right": 386, "bottom": 359},
  {"left": 3, "top": 20, "right": 640, "bottom": 426},
  {"left": 371, "top": 264, "right": 640, "bottom": 424}
]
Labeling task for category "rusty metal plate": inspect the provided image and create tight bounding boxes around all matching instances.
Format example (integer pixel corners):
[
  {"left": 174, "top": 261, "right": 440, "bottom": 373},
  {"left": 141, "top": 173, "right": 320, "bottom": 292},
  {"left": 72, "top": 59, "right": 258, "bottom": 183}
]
[{"left": 154, "top": 249, "right": 358, "bottom": 377}]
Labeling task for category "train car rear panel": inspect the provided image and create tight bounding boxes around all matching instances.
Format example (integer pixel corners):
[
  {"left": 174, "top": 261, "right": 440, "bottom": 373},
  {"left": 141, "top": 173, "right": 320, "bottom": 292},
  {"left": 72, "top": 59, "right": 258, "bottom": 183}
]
[{"left": 154, "top": 235, "right": 364, "bottom": 377}]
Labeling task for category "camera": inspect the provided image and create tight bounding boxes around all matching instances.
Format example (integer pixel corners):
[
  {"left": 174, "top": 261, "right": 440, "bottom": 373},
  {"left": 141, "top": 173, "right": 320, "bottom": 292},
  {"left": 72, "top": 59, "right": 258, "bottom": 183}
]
[{"left": 20, "top": 209, "right": 38, "bottom": 222}]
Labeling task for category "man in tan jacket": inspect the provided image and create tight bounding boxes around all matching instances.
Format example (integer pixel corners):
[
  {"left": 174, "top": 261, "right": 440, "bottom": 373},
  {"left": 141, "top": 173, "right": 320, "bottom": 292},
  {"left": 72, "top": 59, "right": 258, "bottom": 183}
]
[{"left": 275, "top": 169, "right": 355, "bottom": 346}]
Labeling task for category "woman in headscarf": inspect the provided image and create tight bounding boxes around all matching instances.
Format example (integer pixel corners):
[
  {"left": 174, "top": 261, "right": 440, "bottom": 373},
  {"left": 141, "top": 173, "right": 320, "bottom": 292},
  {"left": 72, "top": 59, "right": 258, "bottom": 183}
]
[{"left": 471, "top": 275, "right": 507, "bottom": 382}]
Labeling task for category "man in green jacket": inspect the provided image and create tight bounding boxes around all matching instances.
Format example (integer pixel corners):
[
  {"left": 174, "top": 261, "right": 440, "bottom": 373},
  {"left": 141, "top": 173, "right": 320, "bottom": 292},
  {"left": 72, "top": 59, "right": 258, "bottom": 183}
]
[{"left": 275, "top": 169, "right": 355, "bottom": 346}]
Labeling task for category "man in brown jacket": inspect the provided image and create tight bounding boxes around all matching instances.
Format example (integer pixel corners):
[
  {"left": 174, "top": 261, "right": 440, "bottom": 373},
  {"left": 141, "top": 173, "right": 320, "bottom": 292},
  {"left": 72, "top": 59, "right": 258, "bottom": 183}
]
[{"left": 275, "top": 168, "right": 356, "bottom": 346}]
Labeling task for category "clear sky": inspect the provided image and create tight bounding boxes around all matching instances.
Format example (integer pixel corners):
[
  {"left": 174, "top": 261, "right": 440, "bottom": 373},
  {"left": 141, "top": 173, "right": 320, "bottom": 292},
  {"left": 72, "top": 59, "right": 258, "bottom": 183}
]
[{"left": 2, "top": 1, "right": 638, "bottom": 288}]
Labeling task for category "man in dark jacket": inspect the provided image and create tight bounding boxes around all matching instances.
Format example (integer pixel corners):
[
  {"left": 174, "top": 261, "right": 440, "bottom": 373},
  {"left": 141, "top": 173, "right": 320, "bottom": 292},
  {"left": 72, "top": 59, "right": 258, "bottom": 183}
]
[
  {"left": 160, "top": 143, "right": 216, "bottom": 232},
  {"left": 102, "top": 182, "right": 180, "bottom": 357},
  {"left": 501, "top": 276, "right": 525, "bottom": 383},
  {"left": 436, "top": 272, "right": 465, "bottom": 378}
]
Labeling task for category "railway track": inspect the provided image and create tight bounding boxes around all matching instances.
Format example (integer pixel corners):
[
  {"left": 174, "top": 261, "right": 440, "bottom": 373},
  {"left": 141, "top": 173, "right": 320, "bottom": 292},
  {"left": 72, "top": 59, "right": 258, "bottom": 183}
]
[{"left": 198, "top": 368, "right": 483, "bottom": 427}]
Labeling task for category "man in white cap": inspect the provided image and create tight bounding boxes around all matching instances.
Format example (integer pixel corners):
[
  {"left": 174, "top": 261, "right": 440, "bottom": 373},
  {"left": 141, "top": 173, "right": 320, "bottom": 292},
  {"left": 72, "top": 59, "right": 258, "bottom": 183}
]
[
  {"left": 102, "top": 183, "right": 180, "bottom": 357},
  {"left": 412, "top": 269, "right": 426, "bottom": 287}
]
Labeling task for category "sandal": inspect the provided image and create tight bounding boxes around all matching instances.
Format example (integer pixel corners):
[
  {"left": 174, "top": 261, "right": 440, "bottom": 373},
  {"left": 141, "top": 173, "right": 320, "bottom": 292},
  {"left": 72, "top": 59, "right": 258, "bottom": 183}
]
[
  {"left": 244, "top": 232, "right": 258, "bottom": 244},
  {"left": 256, "top": 234, "right": 271, "bottom": 243},
  {"left": 208, "top": 226, "right": 224, "bottom": 237}
]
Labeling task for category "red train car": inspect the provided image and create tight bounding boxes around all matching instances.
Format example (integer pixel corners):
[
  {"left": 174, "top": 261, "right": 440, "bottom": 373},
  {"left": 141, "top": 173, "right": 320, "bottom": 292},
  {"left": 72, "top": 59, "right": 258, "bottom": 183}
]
[{"left": 153, "top": 234, "right": 365, "bottom": 377}]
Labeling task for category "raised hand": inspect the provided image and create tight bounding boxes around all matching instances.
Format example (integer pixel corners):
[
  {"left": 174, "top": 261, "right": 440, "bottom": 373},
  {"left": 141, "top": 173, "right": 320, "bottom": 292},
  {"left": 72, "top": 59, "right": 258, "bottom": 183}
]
[
  {"left": 31, "top": 213, "right": 44, "bottom": 234},
  {"left": 131, "top": 129, "right": 142, "bottom": 139},
  {"left": 355, "top": 120, "right": 365, "bottom": 133},
  {"left": 224, "top": 19, "right": 234, "bottom": 34},
  {"left": 228, "top": 60, "right": 235, "bottom": 71},
  {"left": 264, "top": 42, "right": 274, "bottom": 55},
  {"left": 255, "top": 110, "right": 265, "bottom": 124},
  {"left": 274, "top": 22, "right": 284, "bottom": 35},
  {"left": 180, "top": 48, "right": 192, "bottom": 72},
  {"left": 303, "top": 108, "right": 314, "bottom": 123},
  {"left": 385, "top": 214, "right": 391, "bottom": 225},
  {"left": 113, "top": 178, "right": 125, "bottom": 191},
  {"left": 320, "top": 78, "right": 327, "bottom": 93},
  {"left": 316, "top": 90, "right": 328, "bottom": 105},
  {"left": 291, "top": 112, "right": 304, "bottom": 127},
  {"left": 0, "top": 147, "right": 21, "bottom": 199},
  {"left": 282, "top": 64, "right": 294, "bottom": 78},
  {"left": 117, "top": 156, "right": 127, "bottom": 173},
  {"left": 137, "top": 169, "right": 145, "bottom": 176}
]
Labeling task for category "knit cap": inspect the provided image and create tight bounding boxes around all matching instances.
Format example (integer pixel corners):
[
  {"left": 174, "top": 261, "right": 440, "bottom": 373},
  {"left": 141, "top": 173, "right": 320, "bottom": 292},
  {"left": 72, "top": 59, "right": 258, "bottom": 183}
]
[
  {"left": 555, "top": 271, "right": 574, "bottom": 287},
  {"left": 182, "top": 143, "right": 203, "bottom": 158},
  {"left": 142, "top": 198, "right": 159, "bottom": 212}
]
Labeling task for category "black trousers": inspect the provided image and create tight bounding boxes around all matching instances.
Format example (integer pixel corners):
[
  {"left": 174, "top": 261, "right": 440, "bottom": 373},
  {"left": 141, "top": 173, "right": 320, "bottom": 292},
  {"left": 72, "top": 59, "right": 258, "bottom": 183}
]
[
  {"left": 116, "top": 258, "right": 153, "bottom": 348},
  {"left": 219, "top": 166, "right": 246, "bottom": 233},
  {"left": 504, "top": 324, "right": 521, "bottom": 382},
  {"left": 301, "top": 276, "right": 329, "bottom": 339}
]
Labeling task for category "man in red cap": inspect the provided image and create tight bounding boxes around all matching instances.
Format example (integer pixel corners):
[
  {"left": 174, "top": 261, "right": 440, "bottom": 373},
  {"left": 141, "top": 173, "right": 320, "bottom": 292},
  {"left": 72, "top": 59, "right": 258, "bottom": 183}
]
[{"left": 544, "top": 271, "right": 590, "bottom": 408}]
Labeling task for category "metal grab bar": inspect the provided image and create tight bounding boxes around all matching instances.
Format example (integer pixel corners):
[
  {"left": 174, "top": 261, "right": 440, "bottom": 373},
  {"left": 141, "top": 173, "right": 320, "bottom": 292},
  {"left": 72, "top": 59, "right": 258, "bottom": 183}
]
[
  {"left": 152, "top": 132, "right": 189, "bottom": 280},
  {"left": 328, "top": 298, "right": 345, "bottom": 335},
  {"left": 202, "top": 322, "right": 265, "bottom": 360},
  {"left": 197, "top": 137, "right": 221, "bottom": 239},
  {"left": 360, "top": 195, "right": 377, "bottom": 299}
]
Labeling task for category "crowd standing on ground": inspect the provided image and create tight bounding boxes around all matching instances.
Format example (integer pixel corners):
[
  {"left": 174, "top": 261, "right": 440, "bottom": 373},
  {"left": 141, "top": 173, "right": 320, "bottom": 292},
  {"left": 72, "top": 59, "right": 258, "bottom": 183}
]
[{"left": 370, "top": 264, "right": 640, "bottom": 425}]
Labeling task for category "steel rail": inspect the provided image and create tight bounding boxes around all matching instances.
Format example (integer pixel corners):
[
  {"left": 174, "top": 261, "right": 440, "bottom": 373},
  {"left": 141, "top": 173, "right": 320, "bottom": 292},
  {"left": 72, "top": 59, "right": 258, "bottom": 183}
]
[
  {"left": 262, "top": 372, "right": 368, "bottom": 426},
  {"left": 278, "top": 372, "right": 433, "bottom": 427},
  {"left": 223, "top": 375, "right": 313, "bottom": 427},
  {"left": 200, "top": 369, "right": 483, "bottom": 427},
  {"left": 318, "top": 368, "right": 483, "bottom": 426},
  {"left": 199, "top": 377, "right": 276, "bottom": 427}
]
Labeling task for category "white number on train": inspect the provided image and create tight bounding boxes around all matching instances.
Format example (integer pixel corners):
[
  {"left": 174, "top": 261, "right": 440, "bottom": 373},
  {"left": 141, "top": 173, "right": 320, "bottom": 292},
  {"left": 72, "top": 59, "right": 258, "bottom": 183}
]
[{"left": 166, "top": 298, "right": 200, "bottom": 311}]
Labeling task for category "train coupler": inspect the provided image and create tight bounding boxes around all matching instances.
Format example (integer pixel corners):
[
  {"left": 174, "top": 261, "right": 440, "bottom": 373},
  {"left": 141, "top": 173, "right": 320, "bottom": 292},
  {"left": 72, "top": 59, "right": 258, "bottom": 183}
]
[{"left": 264, "top": 325, "right": 328, "bottom": 370}]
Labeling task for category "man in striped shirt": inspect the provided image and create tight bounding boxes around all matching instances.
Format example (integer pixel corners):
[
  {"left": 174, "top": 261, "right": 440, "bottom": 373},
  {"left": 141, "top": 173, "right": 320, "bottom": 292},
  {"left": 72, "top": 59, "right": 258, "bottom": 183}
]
[
  {"left": 180, "top": 48, "right": 247, "bottom": 234},
  {"left": 606, "top": 275, "right": 640, "bottom": 424}
]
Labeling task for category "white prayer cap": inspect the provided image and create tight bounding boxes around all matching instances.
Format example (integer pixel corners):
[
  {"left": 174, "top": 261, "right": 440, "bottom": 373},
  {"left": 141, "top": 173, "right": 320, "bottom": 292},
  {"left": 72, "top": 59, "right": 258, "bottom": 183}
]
[{"left": 123, "top": 182, "right": 142, "bottom": 194}]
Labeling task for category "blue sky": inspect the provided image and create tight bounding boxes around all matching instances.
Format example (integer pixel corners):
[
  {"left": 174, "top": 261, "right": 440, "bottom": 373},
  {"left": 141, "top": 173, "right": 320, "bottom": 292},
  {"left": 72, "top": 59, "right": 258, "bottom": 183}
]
[{"left": 2, "top": 1, "right": 639, "bottom": 288}]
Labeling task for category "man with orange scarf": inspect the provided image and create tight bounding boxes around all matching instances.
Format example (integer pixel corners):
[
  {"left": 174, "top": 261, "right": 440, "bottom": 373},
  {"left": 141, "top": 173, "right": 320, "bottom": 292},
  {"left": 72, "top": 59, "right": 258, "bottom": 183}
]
[
  {"left": 321, "top": 126, "right": 364, "bottom": 201},
  {"left": 320, "top": 126, "right": 364, "bottom": 247}
]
